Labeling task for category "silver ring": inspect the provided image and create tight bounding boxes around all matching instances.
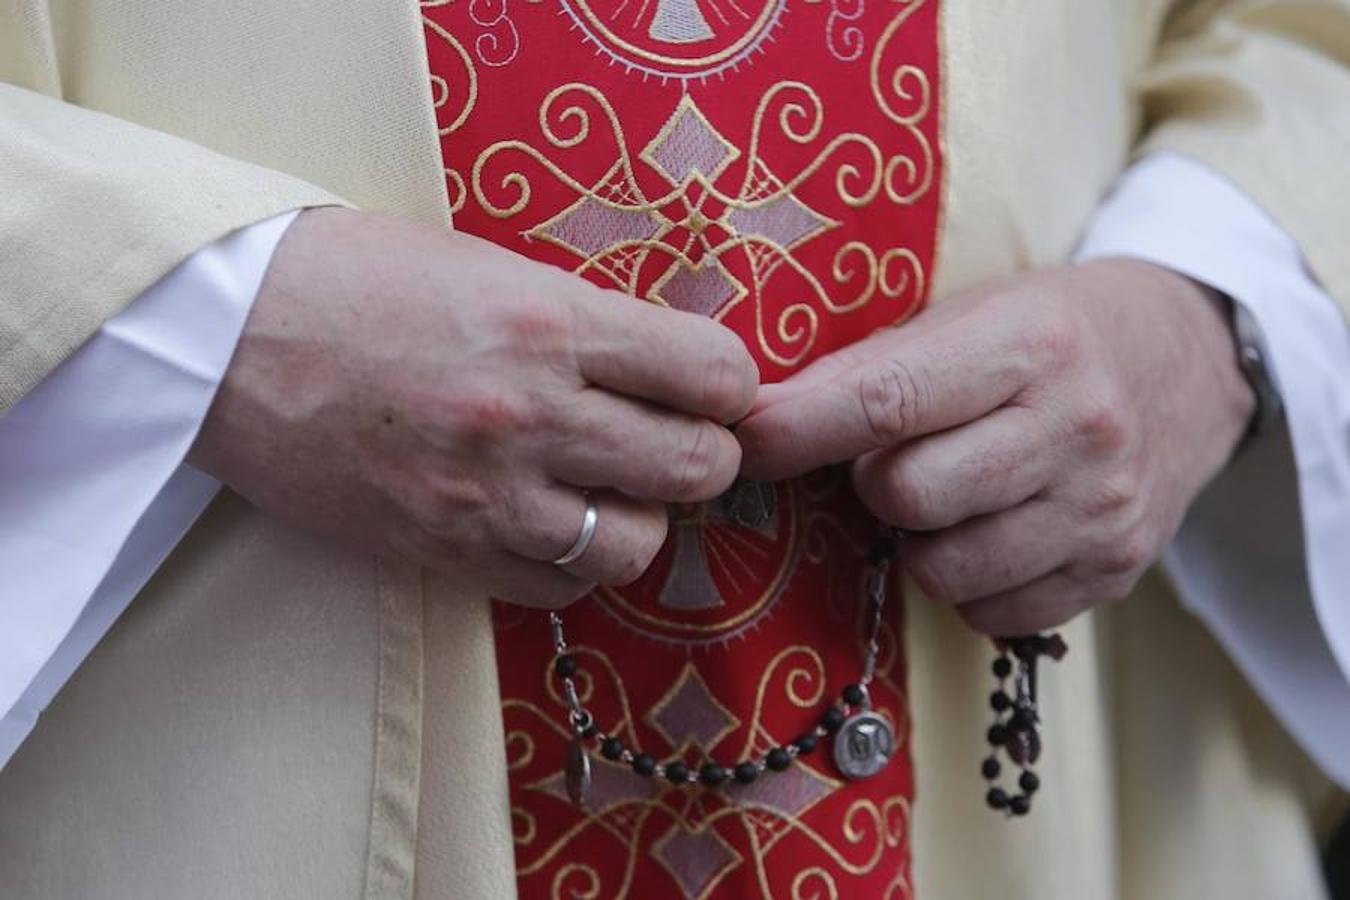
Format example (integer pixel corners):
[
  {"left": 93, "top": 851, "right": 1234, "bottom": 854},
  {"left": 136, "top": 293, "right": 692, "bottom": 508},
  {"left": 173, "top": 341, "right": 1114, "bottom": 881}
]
[{"left": 553, "top": 495, "right": 599, "bottom": 566}]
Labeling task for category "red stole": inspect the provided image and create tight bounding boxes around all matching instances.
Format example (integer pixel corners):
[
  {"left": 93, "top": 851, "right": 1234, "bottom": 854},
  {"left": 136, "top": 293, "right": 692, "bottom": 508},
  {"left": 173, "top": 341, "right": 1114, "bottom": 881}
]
[{"left": 422, "top": 0, "right": 942, "bottom": 894}]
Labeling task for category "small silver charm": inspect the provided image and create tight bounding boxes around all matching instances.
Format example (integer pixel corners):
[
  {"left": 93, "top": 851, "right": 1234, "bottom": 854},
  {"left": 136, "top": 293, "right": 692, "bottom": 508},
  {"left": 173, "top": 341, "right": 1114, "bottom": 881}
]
[
  {"left": 565, "top": 738, "right": 592, "bottom": 808},
  {"left": 833, "top": 710, "right": 895, "bottom": 780},
  {"left": 720, "top": 478, "right": 776, "bottom": 529}
]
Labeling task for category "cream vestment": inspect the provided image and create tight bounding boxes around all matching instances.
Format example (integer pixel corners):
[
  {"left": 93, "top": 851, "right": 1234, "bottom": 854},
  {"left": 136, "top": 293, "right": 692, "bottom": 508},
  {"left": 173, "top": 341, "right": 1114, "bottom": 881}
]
[{"left": 1, "top": 1, "right": 1348, "bottom": 898}]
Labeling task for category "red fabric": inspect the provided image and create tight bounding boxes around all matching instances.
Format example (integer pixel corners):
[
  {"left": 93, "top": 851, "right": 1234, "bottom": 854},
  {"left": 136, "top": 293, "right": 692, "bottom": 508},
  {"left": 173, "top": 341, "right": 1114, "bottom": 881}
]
[{"left": 422, "top": 0, "right": 941, "bottom": 894}]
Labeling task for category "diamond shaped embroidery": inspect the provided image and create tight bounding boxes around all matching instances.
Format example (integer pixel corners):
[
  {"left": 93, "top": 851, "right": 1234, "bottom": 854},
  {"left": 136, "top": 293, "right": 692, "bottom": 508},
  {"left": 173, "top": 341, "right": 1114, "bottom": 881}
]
[
  {"left": 651, "top": 257, "right": 743, "bottom": 318},
  {"left": 724, "top": 192, "right": 835, "bottom": 250},
  {"left": 652, "top": 824, "right": 743, "bottom": 899},
  {"left": 642, "top": 97, "right": 740, "bottom": 187},
  {"left": 534, "top": 194, "right": 662, "bottom": 258},
  {"left": 646, "top": 663, "right": 741, "bottom": 754}
]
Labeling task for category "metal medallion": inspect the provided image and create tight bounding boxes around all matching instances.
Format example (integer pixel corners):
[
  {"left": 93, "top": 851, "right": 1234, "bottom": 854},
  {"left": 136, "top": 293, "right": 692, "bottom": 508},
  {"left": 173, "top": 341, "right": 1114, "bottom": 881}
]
[
  {"left": 720, "top": 478, "right": 776, "bottom": 529},
  {"left": 564, "top": 738, "right": 592, "bottom": 808},
  {"left": 833, "top": 710, "right": 895, "bottom": 780}
]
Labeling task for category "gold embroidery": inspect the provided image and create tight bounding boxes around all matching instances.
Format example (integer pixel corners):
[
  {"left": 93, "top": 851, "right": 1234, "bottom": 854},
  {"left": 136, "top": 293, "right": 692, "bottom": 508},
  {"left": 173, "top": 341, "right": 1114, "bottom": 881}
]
[{"left": 470, "top": 82, "right": 926, "bottom": 367}]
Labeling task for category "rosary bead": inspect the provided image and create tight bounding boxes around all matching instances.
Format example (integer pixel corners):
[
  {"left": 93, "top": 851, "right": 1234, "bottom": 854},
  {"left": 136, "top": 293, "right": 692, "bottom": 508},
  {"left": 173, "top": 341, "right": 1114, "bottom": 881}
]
[
  {"left": 985, "top": 787, "right": 1010, "bottom": 810},
  {"left": 600, "top": 737, "right": 624, "bottom": 761},
  {"left": 992, "top": 657, "right": 1012, "bottom": 679},
  {"left": 821, "top": 706, "right": 847, "bottom": 733},
  {"left": 986, "top": 724, "right": 1008, "bottom": 747},
  {"left": 766, "top": 747, "right": 792, "bottom": 771},
  {"left": 990, "top": 691, "right": 1012, "bottom": 712},
  {"left": 1009, "top": 794, "right": 1031, "bottom": 816},
  {"left": 554, "top": 654, "right": 578, "bottom": 679},
  {"left": 580, "top": 720, "right": 599, "bottom": 739},
  {"left": 794, "top": 733, "right": 818, "bottom": 755},
  {"left": 665, "top": 762, "right": 689, "bottom": 785},
  {"left": 699, "top": 763, "right": 728, "bottom": 787},
  {"left": 842, "top": 683, "right": 866, "bottom": 707},
  {"left": 631, "top": 753, "right": 656, "bottom": 777},
  {"left": 733, "top": 762, "right": 759, "bottom": 785},
  {"left": 981, "top": 757, "right": 1001, "bottom": 780},
  {"left": 1019, "top": 771, "right": 1040, "bottom": 794}
]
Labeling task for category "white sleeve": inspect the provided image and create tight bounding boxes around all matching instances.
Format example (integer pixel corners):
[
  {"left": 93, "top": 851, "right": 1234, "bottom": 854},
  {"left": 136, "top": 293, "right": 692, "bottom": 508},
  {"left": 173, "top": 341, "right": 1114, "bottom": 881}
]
[
  {"left": 0, "top": 210, "right": 298, "bottom": 770},
  {"left": 1075, "top": 152, "right": 1350, "bottom": 789}
]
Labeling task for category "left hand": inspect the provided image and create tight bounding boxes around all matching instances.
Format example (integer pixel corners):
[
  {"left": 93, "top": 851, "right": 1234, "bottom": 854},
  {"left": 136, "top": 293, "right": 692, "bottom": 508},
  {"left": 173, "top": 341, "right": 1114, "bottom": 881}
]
[{"left": 736, "top": 260, "right": 1256, "bottom": 636}]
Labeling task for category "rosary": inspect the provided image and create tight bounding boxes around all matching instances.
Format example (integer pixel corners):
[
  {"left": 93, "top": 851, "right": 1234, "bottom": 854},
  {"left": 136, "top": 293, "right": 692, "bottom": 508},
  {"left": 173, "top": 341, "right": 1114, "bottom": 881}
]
[{"left": 548, "top": 480, "right": 1068, "bottom": 817}]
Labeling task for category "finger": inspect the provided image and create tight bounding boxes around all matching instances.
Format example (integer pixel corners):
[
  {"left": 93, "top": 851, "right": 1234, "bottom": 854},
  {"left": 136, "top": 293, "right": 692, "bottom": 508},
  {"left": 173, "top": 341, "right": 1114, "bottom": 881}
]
[
  {"left": 901, "top": 501, "right": 1073, "bottom": 605},
  {"left": 477, "top": 553, "right": 596, "bottom": 611},
  {"left": 546, "top": 389, "right": 742, "bottom": 503},
  {"left": 504, "top": 486, "right": 669, "bottom": 587},
  {"left": 571, "top": 291, "right": 759, "bottom": 424},
  {"left": 954, "top": 571, "right": 1091, "bottom": 637},
  {"left": 751, "top": 325, "right": 904, "bottom": 414},
  {"left": 852, "top": 407, "right": 1060, "bottom": 530},
  {"left": 737, "top": 328, "right": 1027, "bottom": 481}
]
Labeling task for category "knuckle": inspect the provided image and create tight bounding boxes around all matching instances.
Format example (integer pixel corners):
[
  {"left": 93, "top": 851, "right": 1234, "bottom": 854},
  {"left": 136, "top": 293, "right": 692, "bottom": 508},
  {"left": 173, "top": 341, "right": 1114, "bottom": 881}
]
[
  {"left": 1022, "top": 306, "right": 1084, "bottom": 375},
  {"left": 1084, "top": 467, "right": 1141, "bottom": 516},
  {"left": 1095, "top": 524, "right": 1155, "bottom": 577},
  {"left": 1075, "top": 399, "right": 1131, "bottom": 456},
  {"left": 445, "top": 382, "right": 533, "bottom": 442},
  {"left": 699, "top": 343, "right": 758, "bottom": 422},
  {"left": 858, "top": 359, "right": 928, "bottom": 446},
  {"left": 666, "top": 424, "right": 730, "bottom": 500},
  {"left": 499, "top": 297, "right": 574, "bottom": 355}
]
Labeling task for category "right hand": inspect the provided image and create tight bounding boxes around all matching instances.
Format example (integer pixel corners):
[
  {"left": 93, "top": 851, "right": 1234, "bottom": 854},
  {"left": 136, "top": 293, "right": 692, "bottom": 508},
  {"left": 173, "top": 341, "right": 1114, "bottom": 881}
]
[{"left": 190, "top": 208, "right": 758, "bottom": 609}]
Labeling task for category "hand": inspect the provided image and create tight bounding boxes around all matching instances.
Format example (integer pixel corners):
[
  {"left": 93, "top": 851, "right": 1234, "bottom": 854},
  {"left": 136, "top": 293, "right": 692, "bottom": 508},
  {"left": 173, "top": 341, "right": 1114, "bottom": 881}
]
[
  {"left": 191, "top": 208, "right": 758, "bottom": 609},
  {"left": 737, "top": 260, "right": 1255, "bottom": 635}
]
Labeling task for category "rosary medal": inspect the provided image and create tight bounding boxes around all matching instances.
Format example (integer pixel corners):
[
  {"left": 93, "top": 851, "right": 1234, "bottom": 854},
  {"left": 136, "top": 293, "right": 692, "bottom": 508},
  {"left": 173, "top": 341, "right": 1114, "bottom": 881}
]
[
  {"left": 564, "top": 737, "right": 592, "bottom": 808},
  {"left": 833, "top": 709, "right": 895, "bottom": 780}
]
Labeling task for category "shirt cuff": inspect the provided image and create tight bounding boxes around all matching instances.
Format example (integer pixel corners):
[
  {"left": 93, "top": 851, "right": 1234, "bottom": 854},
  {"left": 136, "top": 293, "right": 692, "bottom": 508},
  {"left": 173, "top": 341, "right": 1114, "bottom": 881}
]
[
  {"left": 0, "top": 210, "right": 298, "bottom": 769},
  {"left": 1075, "top": 152, "right": 1350, "bottom": 788}
]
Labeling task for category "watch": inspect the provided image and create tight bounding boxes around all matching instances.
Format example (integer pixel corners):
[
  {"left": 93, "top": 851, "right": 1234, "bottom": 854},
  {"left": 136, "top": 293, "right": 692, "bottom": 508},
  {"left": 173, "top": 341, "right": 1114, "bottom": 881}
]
[{"left": 1230, "top": 301, "right": 1283, "bottom": 443}]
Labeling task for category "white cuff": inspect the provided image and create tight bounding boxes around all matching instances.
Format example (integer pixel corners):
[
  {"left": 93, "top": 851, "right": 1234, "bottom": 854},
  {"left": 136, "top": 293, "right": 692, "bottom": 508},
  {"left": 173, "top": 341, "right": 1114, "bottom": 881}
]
[
  {"left": 1076, "top": 152, "right": 1350, "bottom": 788},
  {"left": 0, "top": 210, "right": 298, "bottom": 768}
]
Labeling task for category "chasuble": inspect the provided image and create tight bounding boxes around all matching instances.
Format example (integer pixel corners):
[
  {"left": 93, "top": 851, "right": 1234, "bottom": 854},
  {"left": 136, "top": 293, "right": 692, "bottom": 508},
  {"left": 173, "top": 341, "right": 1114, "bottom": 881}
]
[{"left": 1, "top": 1, "right": 1348, "bottom": 899}]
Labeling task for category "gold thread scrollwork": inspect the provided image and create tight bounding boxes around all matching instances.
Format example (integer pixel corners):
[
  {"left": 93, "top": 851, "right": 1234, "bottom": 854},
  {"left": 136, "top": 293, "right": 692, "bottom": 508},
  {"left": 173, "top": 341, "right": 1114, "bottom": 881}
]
[
  {"left": 793, "top": 867, "right": 841, "bottom": 900},
  {"left": 870, "top": 0, "right": 934, "bottom": 205}
]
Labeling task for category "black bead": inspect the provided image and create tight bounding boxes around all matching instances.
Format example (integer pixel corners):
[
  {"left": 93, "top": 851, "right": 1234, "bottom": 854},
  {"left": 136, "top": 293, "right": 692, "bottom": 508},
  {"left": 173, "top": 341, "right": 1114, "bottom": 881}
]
[
  {"left": 766, "top": 747, "right": 792, "bottom": 771},
  {"left": 986, "top": 724, "right": 1007, "bottom": 746},
  {"left": 600, "top": 737, "right": 624, "bottom": 761},
  {"left": 794, "top": 733, "right": 818, "bottom": 755},
  {"left": 821, "top": 707, "right": 847, "bottom": 733},
  {"left": 631, "top": 753, "right": 656, "bottom": 777},
  {"left": 580, "top": 720, "right": 599, "bottom": 739},
  {"left": 992, "top": 657, "right": 1012, "bottom": 679},
  {"left": 554, "top": 654, "right": 577, "bottom": 679},
  {"left": 981, "top": 757, "right": 1001, "bottom": 780},
  {"left": 699, "top": 763, "right": 728, "bottom": 787},
  {"left": 990, "top": 691, "right": 1012, "bottom": 712},
  {"left": 665, "top": 762, "right": 690, "bottom": 785},
  {"left": 1018, "top": 770, "right": 1040, "bottom": 794},
  {"left": 1009, "top": 794, "right": 1031, "bottom": 816},
  {"left": 842, "top": 683, "right": 866, "bottom": 707},
  {"left": 734, "top": 762, "right": 759, "bottom": 784},
  {"left": 985, "top": 787, "right": 1010, "bottom": 810}
]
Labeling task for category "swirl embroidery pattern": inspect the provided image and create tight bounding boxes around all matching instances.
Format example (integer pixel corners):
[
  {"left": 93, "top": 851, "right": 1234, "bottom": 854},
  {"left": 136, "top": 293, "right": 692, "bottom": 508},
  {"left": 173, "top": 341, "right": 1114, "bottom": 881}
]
[{"left": 422, "top": 0, "right": 941, "bottom": 896}]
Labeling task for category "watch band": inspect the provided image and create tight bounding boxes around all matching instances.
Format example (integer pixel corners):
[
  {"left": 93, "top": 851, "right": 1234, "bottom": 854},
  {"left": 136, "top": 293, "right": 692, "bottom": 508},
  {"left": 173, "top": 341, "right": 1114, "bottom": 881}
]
[{"left": 1231, "top": 301, "right": 1283, "bottom": 442}]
